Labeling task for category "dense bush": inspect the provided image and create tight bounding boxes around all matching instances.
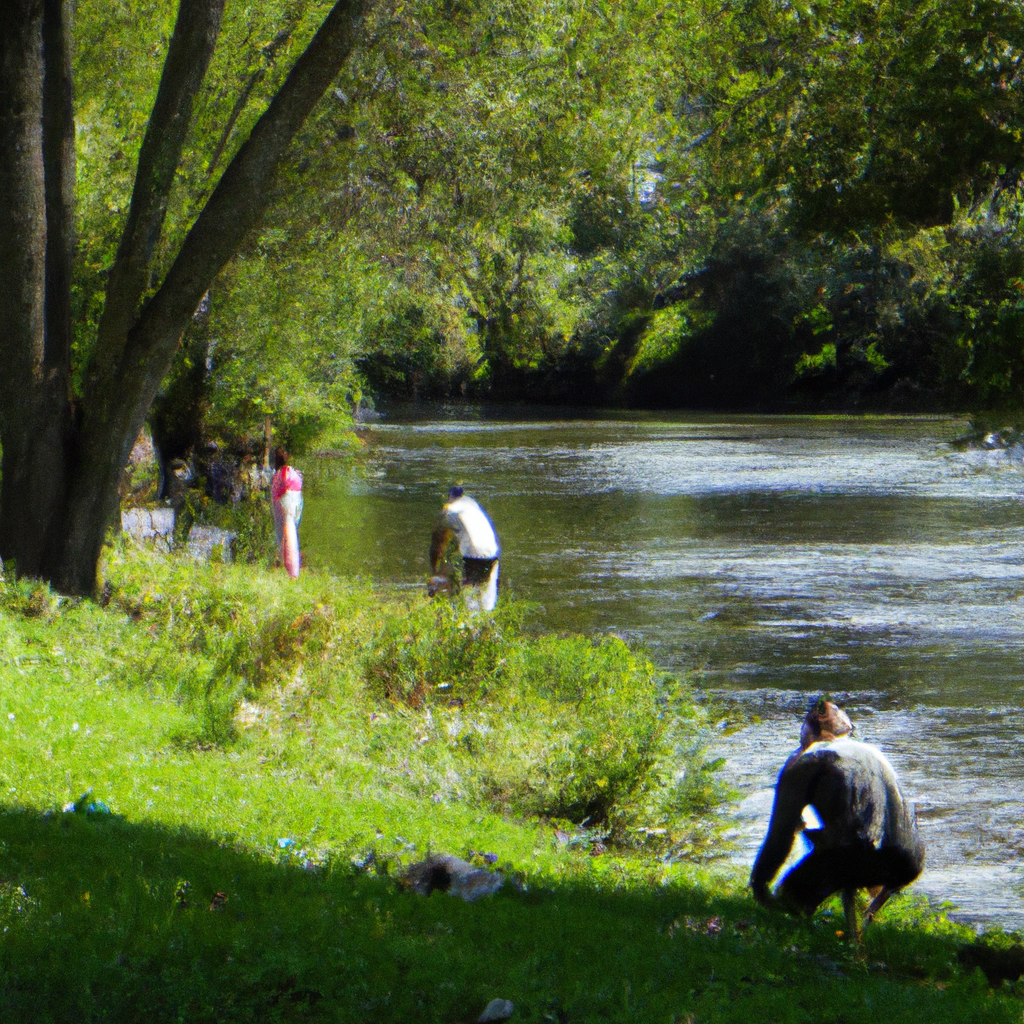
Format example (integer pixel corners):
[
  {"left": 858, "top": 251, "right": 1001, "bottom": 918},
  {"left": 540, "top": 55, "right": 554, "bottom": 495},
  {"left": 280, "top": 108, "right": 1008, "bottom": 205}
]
[{"left": 361, "top": 596, "right": 727, "bottom": 853}]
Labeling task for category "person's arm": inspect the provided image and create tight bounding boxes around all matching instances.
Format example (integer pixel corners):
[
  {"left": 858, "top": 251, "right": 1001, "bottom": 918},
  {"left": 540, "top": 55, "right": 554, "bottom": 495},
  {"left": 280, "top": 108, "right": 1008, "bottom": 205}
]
[
  {"left": 429, "top": 517, "right": 454, "bottom": 572},
  {"left": 750, "top": 753, "right": 817, "bottom": 905}
]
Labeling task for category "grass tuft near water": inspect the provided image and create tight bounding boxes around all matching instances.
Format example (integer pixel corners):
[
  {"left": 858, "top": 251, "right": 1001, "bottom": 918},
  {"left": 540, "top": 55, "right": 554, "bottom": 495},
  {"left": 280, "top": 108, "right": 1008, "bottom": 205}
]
[{"left": 0, "top": 545, "right": 1017, "bottom": 1022}]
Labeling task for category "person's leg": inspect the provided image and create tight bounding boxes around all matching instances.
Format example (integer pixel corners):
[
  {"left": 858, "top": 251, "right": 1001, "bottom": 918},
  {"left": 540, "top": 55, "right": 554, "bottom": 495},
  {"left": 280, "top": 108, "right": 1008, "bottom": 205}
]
[
  {"left": 272, "top": 499, "right": 284, "bottom": 550},
  {"left": 278, "top": 492, "right": 302, "bottom": 577},
  {"left": 775, "top": 850, "right": 843, "bottom": 916},
  {"left": 863, "top": 886, "right": 893, "bottom": 925},
  {"left": 480, "top": 560, "right": 499, "bottom": 611},
  {"left": 842, "top": 886, "right": 861, "bottom": 940},
  {"left": 462, "top": 558, "right": 497, "bottom": 613}
]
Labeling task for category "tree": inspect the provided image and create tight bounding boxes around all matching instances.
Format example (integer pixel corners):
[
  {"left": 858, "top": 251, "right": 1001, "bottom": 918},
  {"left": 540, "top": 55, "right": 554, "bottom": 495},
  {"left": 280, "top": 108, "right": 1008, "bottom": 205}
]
[
  {"left": 0, "top": 0, "right": 377, "bottom": 594},
  {"left": 267, "top": 0, "right": 673, "bottom": 400},
  {"left": 603, "top": 0, "right": 1024, "bottom": 409}
]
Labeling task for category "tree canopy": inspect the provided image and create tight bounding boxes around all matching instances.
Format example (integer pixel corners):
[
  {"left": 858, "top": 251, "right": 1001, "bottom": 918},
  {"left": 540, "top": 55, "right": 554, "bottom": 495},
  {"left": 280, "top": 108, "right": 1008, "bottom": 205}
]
[{"left": 0, "top": 0, "right": 380, "bottom": 592}]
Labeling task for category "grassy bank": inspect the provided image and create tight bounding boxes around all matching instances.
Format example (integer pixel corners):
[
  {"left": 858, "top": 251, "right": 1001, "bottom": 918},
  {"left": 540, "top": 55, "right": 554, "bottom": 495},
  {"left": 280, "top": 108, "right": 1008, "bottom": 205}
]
[{"left": 0, "top": 547, "right": 1017, "bottom": 1022}]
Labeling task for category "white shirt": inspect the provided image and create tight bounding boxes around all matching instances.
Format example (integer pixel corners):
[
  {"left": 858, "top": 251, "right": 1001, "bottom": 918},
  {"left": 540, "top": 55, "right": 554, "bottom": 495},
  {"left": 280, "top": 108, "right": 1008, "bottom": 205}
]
[{"left": 441, "top": 495, "right": 499, "bottom": 559}]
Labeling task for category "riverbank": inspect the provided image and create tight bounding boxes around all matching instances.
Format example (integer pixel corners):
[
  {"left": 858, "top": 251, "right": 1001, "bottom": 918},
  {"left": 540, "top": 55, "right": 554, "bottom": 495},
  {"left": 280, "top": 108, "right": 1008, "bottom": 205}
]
[
  {"left": 304, "top": 411, "right": 1024, "bottom": 930},
  {"left": 0, "top": 547, "right": 1017, "bottom": 1022}
]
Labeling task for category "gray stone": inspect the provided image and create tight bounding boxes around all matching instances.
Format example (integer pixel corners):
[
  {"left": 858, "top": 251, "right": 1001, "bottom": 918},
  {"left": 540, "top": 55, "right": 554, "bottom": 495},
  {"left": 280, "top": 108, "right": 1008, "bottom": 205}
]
[
  {"left": 402, "top": 854, "right": 503, "bottom": 902},
  {"left": 477, "top": 998, "right": 514, "bottom": 1022},
  {"left": 121, "top": 507, "right": 176, "bottom": 550},
  {"left": 186, "top": 525, "right": 237, "bottom": 563}
]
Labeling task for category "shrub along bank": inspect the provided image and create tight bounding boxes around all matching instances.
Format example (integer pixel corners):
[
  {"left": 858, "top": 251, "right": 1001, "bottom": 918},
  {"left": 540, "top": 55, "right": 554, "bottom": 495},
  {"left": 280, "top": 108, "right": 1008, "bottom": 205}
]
[{"left": 0, "top": 547, "right": 1016, "bottom": 1022}]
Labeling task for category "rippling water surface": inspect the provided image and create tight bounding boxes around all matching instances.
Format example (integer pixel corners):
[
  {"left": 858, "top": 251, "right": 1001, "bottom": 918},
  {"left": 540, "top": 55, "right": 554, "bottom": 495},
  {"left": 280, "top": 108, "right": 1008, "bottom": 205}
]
[{"left": 302, "top": 411, "right": 1024, "bottom": 928}]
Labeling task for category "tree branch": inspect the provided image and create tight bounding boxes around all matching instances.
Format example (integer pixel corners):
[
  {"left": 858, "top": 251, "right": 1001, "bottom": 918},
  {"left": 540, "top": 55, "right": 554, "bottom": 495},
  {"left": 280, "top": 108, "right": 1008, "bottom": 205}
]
[
  {"left": 89, "top": 0, "right": 225, "bottom": 389},
  {"left": 206, "top": 22, "right": 297, "bottom": 179},
  {"left": 61, "top": 0, "right": 377, "bottom": 584},
  {"left": 123, "top": 0, "right": 373, "bottom": 377}
]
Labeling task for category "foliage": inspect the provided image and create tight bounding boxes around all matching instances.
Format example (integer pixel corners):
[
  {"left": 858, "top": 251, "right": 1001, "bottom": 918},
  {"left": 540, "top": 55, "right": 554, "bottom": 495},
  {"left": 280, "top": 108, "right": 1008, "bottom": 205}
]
[
  {"left": 360, "top": 592, "right": 726, "bottom": 850},
  {"left": 174, "top": 488, "right": 279, "bottom": 566},
  {"left": 62, "top": 0, "right": 1024, "bottom": 429},
  {"left": 363, "top": 597, "right": 521, "bottom": 705}
]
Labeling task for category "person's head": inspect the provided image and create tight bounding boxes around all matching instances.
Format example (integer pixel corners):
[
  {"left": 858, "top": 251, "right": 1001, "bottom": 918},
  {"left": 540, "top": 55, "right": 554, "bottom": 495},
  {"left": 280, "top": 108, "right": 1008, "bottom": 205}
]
[
  {"left": 799, "top": 696, "right": 853, "bottom": 749},
  {"left": 273, "top": 446, "right": 288, "bottom": 470},
  {"left": 448, "top": 485, "right": 464, "bottom": 501}
]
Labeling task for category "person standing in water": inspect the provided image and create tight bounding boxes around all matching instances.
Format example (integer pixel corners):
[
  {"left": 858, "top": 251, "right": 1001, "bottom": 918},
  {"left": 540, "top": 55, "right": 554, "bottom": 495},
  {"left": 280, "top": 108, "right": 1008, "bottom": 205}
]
[
  {"left": 429, "top": 486, "right": 500, "bottom": 611},
  {"left": 271, "top": 447, "right": 303, "bottom": 578}
]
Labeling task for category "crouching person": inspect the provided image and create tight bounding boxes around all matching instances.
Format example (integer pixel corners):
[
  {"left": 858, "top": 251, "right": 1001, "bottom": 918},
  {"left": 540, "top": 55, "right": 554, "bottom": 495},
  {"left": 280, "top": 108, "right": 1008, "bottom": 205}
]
[
  {"left": 750, "top": 697, "right": 924, "bottom": 935},
  {"left": 429, "top": 486, "right": 500, "bottom": 612}
]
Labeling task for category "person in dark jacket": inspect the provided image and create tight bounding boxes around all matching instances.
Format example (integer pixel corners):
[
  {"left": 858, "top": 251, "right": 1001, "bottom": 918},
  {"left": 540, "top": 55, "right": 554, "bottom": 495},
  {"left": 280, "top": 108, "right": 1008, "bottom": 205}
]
[{"left": 750, "top": 697, "right": 925, "bottom": 935}]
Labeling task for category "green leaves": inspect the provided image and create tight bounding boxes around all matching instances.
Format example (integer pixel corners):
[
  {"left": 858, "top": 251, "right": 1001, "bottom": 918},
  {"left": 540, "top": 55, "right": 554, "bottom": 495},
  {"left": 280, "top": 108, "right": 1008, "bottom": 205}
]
[{"left": 71, "top": 0, "right": 1024, "bottom": 415}]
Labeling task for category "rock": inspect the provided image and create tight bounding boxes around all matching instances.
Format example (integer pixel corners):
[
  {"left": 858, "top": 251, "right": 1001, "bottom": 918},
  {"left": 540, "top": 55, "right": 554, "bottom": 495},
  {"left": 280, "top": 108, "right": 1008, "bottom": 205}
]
[
  {"left": 354, "top": 398, "right": 381, "bottom": 423},
  {"left": 121, "top": 507, "right": 176, "bottom": 550},
  {"left": 186, "top": 525, "right": 237, "bottom": 563},
  {"left": 401, "top": 853, "right": 503, "bottom": 902},
  {"left": 477, "top": 998, "right": 514, "bottom": 1022}
]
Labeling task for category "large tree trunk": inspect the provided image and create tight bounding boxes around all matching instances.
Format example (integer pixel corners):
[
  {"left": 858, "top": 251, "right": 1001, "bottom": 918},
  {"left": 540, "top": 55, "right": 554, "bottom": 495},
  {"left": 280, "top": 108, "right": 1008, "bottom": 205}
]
[
  {"left": 0, "top": 0, "right": 373, "bottom": 595},
  {"left": 0, "top": 0, "right": 76, "bottom": 581}
]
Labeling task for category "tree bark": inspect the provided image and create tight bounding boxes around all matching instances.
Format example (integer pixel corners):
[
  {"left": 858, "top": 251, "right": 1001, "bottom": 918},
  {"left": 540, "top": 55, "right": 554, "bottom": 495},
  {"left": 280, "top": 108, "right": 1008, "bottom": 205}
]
[
  {"left": 0, "top": 0, "right": 75, "bottom": 579},
  {"left": 0, "top": 0, "right": 375, "bottom": 594},
  {"left": 90, "top": 0, "right": 225, "bottom": 392}
]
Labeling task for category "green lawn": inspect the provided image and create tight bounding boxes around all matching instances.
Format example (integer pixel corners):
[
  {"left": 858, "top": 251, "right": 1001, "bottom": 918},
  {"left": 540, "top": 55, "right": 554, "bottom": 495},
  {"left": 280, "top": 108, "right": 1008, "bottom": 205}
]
[{"left": 0, "top": 546, "right": 1015, "bottom": 1022}]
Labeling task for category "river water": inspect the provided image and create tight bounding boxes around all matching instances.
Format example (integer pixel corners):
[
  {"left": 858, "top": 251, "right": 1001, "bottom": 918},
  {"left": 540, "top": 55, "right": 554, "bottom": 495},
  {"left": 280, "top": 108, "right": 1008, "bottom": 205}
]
[{"left": 302, "top": 410, "right": 1024, "bottom": 930}]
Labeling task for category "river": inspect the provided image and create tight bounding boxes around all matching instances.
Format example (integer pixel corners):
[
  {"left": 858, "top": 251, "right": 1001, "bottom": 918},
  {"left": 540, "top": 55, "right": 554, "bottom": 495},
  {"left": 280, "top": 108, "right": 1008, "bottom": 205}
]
[{"left": 302, "top": 409, "right": 1024, "bottom": 930}]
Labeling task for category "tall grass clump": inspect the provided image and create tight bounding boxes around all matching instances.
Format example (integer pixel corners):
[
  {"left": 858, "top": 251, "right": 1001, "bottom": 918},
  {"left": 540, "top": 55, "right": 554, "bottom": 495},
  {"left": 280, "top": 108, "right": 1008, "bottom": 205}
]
[
  {"left": 94, "top": 543, "right": 362, "bottom": 746},
  {"left": 361, "top": 597, "right": 728, "bottom": 855}
]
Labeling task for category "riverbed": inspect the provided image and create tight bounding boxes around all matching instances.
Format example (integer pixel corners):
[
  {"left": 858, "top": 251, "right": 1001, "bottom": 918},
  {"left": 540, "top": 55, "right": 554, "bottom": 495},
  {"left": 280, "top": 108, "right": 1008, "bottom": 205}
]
[{"left": 302, "top": 409, "right": 1024, "bottom": 930}]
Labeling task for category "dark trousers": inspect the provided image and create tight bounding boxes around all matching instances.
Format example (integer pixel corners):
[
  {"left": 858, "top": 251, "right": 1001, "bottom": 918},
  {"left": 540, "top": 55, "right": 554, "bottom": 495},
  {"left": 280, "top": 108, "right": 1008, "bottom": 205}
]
[
  {"left": 777, "top": 840, "right": 922, "bottom": 915},
  {"left": 462, "top": 557, "right": 498, "bottom": 586}
]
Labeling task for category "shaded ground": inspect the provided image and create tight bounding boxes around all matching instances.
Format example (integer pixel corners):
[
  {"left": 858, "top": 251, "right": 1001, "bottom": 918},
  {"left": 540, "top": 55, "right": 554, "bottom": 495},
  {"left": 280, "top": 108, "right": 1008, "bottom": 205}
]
[{"left": 0, "top": 807, "right": 1011, "bottom": 1024}]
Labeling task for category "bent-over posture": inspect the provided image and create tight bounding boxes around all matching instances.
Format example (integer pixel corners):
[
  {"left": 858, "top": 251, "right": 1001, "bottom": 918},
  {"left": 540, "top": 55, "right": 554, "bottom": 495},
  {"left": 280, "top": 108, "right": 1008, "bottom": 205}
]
[
  {"left": 429, "top": 486, "right": 500, "bottom": 611},
  {"left": 750, "top": 699, "right": 924, "bottom": 933}
]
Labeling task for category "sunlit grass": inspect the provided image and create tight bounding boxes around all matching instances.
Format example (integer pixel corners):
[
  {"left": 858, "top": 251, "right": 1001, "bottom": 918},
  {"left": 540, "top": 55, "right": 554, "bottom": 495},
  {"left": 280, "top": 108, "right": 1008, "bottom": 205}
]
[{"left": 0, "top": 545, "right": 1016, "bottom": 1022}]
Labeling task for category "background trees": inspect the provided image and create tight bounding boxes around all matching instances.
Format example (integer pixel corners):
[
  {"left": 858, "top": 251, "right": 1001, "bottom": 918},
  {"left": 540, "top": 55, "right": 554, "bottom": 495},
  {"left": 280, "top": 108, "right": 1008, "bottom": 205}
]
[
  {"left": 3, "top": 0, "right": 1023, "bottom": 591},
  {"left": 208, "top": 0, "right": 1023, "bottom": 418}
]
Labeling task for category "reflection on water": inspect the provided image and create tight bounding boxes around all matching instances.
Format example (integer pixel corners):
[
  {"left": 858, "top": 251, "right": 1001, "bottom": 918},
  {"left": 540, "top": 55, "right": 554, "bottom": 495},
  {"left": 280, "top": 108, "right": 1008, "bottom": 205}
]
[{"left": 302, "top": 411, "right": 1024, "bottom": 929}]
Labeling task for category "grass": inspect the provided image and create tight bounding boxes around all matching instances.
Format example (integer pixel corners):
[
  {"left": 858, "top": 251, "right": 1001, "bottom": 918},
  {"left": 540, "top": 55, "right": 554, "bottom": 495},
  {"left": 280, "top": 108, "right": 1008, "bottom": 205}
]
[{"left": 0, "top": 544, "right": 1019, "bottom": 1022}]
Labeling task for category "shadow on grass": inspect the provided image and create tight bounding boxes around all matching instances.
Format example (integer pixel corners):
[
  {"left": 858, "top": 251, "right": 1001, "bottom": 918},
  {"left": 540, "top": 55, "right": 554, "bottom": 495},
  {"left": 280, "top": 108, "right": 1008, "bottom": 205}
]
[{"left": 0, "top": 806, "right": 1009, "bottom": 1024}]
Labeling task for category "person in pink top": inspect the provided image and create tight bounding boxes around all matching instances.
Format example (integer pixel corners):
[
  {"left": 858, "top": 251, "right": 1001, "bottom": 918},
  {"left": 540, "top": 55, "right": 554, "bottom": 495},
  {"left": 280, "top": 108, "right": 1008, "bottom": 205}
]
[{"left": 270, "top": 446, "right": 303, "bottom": 577}]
